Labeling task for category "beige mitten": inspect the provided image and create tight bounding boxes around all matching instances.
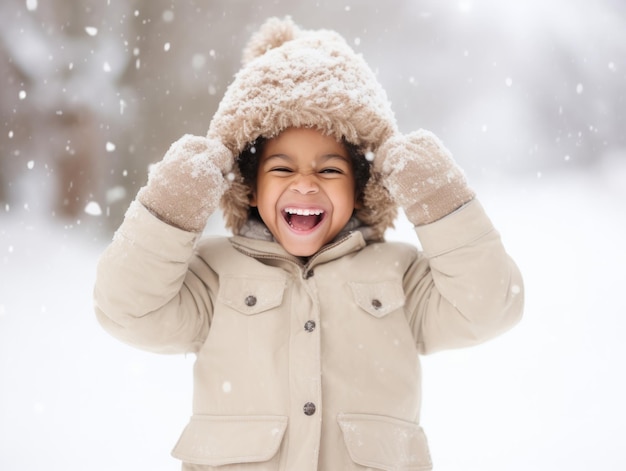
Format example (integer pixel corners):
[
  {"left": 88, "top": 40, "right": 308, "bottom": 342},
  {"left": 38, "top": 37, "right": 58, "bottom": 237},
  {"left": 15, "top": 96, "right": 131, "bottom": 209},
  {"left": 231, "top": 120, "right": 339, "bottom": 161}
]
[
  {"left": 137, "top": 134, "right": 233, "bottom": 232},
  {"left": 375, "top": 130, "right": 475, "bottom": 226}
]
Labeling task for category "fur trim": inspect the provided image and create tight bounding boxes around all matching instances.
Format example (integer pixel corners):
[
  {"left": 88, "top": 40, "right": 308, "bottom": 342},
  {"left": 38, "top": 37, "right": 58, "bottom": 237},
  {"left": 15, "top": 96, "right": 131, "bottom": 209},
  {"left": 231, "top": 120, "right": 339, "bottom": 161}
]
[
  {"left": 212, "top": 17, "right": 398, "bottom": 239},
  {"left": 357, "top": 172, "right": 397, "bottom": 240}
]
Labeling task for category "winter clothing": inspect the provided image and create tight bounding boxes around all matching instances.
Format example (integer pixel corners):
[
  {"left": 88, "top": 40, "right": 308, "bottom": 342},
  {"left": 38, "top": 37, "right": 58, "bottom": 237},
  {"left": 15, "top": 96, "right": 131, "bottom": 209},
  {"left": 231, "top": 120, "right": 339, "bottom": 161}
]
[
  {"left": 375, "top": 130, "right": 475, "bottom": 225},
  {"left": 95, "top": 199, "right": 523, "bottom": 470},
  {"left": 211, "top": 16, "right": 398, "bottom": 240},
  {"left": 137, "top": 135, "right": 232, "bottom": 232},
  {"left": 94, "top": 16, "right": 524, "bottom": 471}
]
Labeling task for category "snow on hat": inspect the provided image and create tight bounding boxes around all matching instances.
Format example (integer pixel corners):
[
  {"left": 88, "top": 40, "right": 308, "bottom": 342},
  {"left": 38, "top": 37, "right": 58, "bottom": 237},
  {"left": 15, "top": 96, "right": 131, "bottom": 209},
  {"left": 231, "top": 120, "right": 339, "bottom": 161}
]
[{"left": 212, "top": 16, "right": 398, "bottom": 239}]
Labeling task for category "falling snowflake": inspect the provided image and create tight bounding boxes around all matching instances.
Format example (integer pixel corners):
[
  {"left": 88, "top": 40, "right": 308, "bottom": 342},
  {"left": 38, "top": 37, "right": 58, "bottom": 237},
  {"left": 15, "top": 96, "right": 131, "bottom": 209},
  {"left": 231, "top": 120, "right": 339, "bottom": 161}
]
[{"left": 84, "top": 201, "right": 102, "bottom": 216}]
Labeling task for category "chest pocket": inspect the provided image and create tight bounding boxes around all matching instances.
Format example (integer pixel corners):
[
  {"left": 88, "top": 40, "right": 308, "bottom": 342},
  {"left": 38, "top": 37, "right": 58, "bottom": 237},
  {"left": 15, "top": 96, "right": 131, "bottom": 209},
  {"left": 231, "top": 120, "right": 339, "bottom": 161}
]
[
  {"left": 217, "top": 275, "right": 286, "bottom": 315},
  {"left": 349, "top": 280, "right": 405, "bottom": 318}
]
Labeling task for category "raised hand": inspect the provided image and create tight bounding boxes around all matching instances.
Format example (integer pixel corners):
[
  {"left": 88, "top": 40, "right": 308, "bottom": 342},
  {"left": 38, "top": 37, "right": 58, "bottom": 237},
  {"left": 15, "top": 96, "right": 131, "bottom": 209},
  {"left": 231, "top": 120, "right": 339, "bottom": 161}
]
[
  {"left": 137, "top": 134, "right": 233, "bottom": 232},
  {"left": 374, "top": 130, "right": 475, "bottom": 226}
]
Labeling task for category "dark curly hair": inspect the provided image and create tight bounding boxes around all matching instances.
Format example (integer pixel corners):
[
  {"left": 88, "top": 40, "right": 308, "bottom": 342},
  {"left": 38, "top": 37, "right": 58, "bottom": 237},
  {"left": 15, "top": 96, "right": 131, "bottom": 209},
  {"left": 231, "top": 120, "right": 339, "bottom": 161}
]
[{"left": 237, "top": 136, "right": 371, "bottom": 222}]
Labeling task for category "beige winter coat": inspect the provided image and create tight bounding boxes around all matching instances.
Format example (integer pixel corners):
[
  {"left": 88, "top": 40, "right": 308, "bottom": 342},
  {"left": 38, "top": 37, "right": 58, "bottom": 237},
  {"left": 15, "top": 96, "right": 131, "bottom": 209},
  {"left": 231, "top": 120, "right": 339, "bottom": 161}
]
[{"left": 94, "top": 198, "right": 523, "bottom": 471}]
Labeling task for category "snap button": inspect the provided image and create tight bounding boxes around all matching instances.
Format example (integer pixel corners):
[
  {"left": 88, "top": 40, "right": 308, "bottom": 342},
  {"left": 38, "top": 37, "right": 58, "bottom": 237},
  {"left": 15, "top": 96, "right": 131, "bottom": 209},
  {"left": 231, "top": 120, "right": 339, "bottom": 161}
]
[
  {"left": 303, "top": 402, "right": 316, "bottom": 416},
  {"left": 371, "top": 299, "right": 382, "bottom": 309},
  {"left": 304, "top": 320, "right": 316, "bottom": 332},
  {"left": 244, "top": 295, "right": 257, "bottom": 307}
]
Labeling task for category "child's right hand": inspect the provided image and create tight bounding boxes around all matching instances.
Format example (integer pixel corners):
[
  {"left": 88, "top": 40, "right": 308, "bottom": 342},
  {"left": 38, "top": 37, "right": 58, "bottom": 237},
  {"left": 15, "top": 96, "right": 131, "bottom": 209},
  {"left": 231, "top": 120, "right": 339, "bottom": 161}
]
[{"left": 137, "top": 134, "right": 234, "bottom": 232}]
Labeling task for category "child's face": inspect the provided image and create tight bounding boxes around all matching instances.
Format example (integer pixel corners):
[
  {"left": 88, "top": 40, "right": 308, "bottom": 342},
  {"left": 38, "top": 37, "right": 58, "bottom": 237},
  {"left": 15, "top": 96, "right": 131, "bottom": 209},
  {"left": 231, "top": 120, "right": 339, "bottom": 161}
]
[{"left": 251, "top": 127, "right": 359, "bottom": 257}]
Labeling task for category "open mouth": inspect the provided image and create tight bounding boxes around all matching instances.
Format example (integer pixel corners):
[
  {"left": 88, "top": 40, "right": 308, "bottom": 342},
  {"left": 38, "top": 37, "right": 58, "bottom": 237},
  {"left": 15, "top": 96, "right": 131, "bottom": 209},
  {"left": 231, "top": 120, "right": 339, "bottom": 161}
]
[{"left": 283, "top": 207, "right": 325, "bottom": 231}]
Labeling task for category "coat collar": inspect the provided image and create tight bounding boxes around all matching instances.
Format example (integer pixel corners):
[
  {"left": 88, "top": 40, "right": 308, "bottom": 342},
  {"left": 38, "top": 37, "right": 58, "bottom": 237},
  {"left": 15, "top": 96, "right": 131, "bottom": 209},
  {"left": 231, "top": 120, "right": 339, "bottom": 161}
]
[{"left": 230, "top": 217, "right": 371, "bottom": 269}]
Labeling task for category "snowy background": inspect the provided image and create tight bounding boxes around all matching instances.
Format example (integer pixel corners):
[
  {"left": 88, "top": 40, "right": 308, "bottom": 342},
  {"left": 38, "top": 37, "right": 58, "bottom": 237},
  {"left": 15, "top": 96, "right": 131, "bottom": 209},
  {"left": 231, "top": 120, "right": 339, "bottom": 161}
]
[{"left": 1, "top": 0, "right": 625, "bottom": 470}]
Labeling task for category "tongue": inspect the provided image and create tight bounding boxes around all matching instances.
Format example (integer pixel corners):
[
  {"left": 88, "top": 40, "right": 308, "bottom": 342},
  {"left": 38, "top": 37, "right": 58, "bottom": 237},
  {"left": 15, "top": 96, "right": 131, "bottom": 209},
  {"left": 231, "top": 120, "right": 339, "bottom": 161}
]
[{"left": 289, "top": 214, "right": 319, "bottom": 231}]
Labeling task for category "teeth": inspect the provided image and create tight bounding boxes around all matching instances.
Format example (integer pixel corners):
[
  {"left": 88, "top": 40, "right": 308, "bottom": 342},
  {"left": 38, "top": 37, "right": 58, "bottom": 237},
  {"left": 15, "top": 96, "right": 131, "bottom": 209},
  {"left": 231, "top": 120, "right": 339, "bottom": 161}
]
[{"left": 284, "top": 208, "right": 324, "bottom": 216}]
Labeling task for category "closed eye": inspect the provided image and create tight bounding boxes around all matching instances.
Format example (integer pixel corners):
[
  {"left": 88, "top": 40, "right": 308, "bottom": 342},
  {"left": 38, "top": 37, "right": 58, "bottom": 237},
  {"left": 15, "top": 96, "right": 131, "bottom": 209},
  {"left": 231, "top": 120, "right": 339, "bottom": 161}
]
[
  {"left": 269, "top": 167, "right": 294, "bottom": 173},
  {"left": 319, "top": 167, "right": 346, "bottom": 176}
]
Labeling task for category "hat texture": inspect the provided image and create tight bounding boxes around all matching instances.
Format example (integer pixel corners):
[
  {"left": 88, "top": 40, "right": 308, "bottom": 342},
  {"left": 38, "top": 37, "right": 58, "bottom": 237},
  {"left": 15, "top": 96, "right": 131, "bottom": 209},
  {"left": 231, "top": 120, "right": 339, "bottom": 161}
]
[{"left": 212, "top": 17, "right": 398, "bottom": 239}]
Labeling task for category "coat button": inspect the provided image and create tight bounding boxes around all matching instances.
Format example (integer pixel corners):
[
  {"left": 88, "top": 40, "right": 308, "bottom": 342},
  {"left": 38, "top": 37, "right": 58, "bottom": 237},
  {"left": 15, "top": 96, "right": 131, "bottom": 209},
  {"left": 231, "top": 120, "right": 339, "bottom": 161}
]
[
  {"left": 371, "top": 299, "right": 382, "bottom": 309},
  {"left": 303, "top": 402, "right": 316, "bottom": 416},
  {"left": 304, "top": 320, "right": 316, "bottom": 332},
  {"left": 244, "top": 295, "right": 257, "bottom": 307}
]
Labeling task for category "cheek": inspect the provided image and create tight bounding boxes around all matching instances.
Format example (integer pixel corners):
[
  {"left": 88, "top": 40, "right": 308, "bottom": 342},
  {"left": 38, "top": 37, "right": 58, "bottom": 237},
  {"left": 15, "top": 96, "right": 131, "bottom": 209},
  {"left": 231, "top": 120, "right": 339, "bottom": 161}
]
[
  {"left": 251, "top": 180, "right": 278, "bottom": 215},
  {"left": 249, "top": 174, "right": 266, "bottom": 207}
]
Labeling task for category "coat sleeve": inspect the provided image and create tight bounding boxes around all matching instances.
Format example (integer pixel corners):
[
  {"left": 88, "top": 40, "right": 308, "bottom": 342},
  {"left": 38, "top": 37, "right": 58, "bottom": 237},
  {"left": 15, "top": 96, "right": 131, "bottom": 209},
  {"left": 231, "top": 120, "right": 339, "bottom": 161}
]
[
  {"left": 403, "top": 198, "right": 524, "bottom": 354},
  {"left": 93, "top": 201, "right": 215, "bottom": 354}
]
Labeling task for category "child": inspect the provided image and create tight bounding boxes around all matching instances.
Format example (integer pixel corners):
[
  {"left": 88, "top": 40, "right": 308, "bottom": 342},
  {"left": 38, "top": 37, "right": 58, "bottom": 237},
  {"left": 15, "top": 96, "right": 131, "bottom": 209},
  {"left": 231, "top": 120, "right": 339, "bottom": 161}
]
[{"left": 94, "top": 17, "right": 523, "bottom": 471}]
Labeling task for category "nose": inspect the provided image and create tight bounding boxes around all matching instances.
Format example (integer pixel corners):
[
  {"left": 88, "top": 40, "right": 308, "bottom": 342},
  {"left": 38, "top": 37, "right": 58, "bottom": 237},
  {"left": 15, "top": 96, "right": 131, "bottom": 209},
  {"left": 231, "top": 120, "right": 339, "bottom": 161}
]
[{"left": 289, "top": 172, "right": 319, "bottom": 195}]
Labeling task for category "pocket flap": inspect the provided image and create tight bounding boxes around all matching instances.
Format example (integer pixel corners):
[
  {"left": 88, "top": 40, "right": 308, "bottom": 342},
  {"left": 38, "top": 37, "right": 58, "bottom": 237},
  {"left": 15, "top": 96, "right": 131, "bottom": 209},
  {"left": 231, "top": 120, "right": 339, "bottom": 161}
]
[
  {"left": 218, "top": 276, "right": 286, "bottom": 315},
  {"left": 172, "top": 415, "right": 288, "bottom": 466},
  {"left": 337, "top": 413, "right": 432, "bottom": 471},
  {"left": 349, "top": 281, "right": 405, "bottom": 317}
]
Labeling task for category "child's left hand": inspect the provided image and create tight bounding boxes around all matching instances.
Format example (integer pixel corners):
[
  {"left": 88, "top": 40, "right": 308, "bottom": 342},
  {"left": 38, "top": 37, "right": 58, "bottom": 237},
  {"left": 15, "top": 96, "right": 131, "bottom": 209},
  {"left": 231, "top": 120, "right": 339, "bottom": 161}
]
[{"left": 374, "top": 130, "right": 475, "bottom": 226}]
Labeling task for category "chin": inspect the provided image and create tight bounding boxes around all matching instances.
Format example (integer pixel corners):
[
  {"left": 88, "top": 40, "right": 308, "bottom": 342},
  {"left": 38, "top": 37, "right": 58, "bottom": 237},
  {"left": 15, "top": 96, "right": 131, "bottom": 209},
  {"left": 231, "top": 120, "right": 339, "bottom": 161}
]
[
  {"left": 279, "top": 239, "right": 324, "bottom": 257},
  {"left": 285, "top": 246, "right": 319, "bottom": 258}
]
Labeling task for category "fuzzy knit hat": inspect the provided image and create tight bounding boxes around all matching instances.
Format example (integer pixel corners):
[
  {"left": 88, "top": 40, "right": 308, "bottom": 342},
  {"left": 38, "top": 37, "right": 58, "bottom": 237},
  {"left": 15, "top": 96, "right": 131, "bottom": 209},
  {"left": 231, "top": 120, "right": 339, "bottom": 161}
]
[{"left": 211, "top": 16, "right": 399, "bottom": 239}]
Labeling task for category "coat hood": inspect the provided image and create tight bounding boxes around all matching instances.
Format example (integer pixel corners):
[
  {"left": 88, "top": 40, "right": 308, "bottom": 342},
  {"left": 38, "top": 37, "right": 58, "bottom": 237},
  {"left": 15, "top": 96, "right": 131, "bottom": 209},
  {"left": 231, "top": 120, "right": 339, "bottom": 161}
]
[{"left": 212, "top": 17, "right": 398, "bottom": 240}]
